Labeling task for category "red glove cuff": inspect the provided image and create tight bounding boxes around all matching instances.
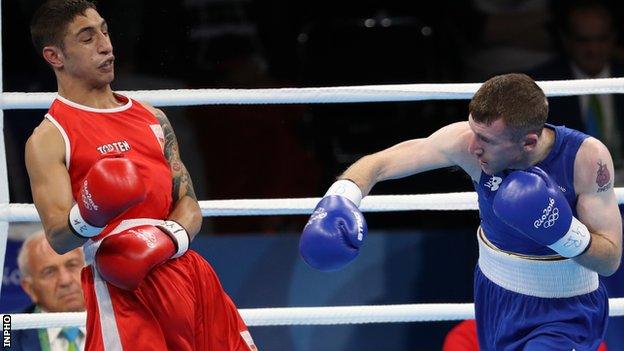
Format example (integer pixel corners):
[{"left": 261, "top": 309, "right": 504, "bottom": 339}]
[
  {"left": 69, "top": 204, "right": 103, "bottom": 238},
  {"left": 157, "top": 220, "right": 190, "bottom": 258}
]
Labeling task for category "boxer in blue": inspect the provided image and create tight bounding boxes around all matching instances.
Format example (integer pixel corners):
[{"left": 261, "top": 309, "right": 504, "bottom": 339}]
[{"left": 299, "top": 73, "right": 622, "bottom": 350}]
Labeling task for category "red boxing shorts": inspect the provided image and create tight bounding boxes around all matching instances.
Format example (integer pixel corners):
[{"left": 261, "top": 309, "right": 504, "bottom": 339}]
[{"left": 82, "top": 249, "right": 256, "bottom": 350}]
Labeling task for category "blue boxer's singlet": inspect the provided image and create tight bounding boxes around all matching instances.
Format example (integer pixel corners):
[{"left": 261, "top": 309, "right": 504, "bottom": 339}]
[
  {"left": 472, "top": 124, "right": 609, "bottom": 350},
  {"left": 475, "top": 124, "right": 586, "bottom": 256}
]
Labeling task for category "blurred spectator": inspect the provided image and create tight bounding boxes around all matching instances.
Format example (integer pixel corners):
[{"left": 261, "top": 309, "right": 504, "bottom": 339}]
[
  {"left": 530, "top": 6, "right": 624, "bottom": 350},
  {"left": 183, "top": 32, "right": 324, "bottom": 234},
  {"left": 456, "top": 0, "right": 556, "bottom": 81},
  {"left": 443, "top": 319, "right": 608, "bottom": 350},
  {"left": 530, "top": 0, "right": 624, "bottom": 168},
  {"left": 12, "top": 230, "right": 86, "bottom": 351}
]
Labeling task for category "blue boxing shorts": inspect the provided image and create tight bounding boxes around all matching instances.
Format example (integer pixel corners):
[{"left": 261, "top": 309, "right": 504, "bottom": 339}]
[{"left": 475, "top": 228, "right": 608, "bottom": 351}]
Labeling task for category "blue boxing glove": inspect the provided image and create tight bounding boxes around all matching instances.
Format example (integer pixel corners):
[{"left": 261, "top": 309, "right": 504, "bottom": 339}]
[
  {"left": 299, "top": 180, "right": 368, "bottom": 271},
  {"left": 493, "top": 166, "right": 591, "bottom": 258}
]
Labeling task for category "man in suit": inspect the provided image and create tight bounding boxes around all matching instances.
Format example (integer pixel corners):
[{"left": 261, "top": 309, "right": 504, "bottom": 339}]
[
  {"left": 530, "top": 0, "right": 624, "bottom": 165},
  {"left": 12, "top": 230, "right": 86, "bottom": 351}
]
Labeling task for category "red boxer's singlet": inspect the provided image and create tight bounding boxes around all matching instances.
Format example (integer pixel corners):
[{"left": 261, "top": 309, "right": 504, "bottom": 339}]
[{"left": 47, "top": 94, "right": 256, "bottom": 351}]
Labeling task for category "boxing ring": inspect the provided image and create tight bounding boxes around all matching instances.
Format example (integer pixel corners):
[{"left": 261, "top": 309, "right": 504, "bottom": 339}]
[{"left": 2, "top": 78, "right": 624, "bottom": 331}]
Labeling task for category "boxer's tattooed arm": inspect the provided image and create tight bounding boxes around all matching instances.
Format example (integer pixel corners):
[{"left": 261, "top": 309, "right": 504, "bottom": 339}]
[
  {"left": 154, "top": 109, "right": 197, "bottom": 201},
  {"left": 596, "top": 160, "right": 612, "bottom": 193}
]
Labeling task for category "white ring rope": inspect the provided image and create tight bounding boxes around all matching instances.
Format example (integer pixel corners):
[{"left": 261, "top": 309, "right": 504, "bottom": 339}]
[
  {"left": 3, "top": 78, "right": 624, "bottom": 331},
  {"left": 2, "top": 78, "right": 624, "bottom": 109},
  {"left": 7, "top": 298, "right": 624, "bottom": 329},
  {"left": 5, "top": 188, "right": 624, "bottom": 221},
  {"left": 4, "top": 193, "right": 478, "bottom": 221}
]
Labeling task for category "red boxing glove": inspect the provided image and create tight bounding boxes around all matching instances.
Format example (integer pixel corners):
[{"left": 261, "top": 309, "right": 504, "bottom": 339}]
[
  {"left": 95, "top": 222, "right": 189, "bottom": 291},
  {"left": 69, "top": 154, "right": 146, "bottom": 238}
]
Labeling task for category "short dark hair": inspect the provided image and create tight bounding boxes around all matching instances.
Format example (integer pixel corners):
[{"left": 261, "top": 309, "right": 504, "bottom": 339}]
[
  {"left": 469, "top": 73, "right": 548, "bottom": 138},
  {"left": 30, "top": 0, "right": 97, "bottom": 55}
]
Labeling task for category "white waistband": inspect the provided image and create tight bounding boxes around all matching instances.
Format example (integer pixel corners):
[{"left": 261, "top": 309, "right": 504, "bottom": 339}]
[
  {"left": 83, "top": 218, "right": 166, "bottom": 265},
  {"left": 477, "top": 228, "right": 598, "bottom": 298}
]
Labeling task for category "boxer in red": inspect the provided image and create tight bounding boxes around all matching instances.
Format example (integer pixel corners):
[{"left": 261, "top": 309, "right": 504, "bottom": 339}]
[{"left": 26, "top": 1, "right": 257, "bottom": 350}]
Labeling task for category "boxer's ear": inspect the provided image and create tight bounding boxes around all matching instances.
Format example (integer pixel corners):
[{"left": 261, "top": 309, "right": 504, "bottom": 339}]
[
  {"left": 522, "top": 132, "right": 539, "bottom": 152},
  {"left": 43, "top": 46, "right": 65, "bottom": 68}
]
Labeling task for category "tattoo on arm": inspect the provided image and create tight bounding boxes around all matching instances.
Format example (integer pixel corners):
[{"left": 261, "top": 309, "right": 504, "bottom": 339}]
[
  {"left": 153, "top": 109, "right": 197, "bottom": 201},
  {"left": 596, "top": 160, "right": 611, "bottom": 193}
]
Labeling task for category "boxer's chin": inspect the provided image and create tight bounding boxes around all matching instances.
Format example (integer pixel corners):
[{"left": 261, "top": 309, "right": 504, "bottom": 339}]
[{"left": 480, "top": 161, "right": 494, "bottom": 175}]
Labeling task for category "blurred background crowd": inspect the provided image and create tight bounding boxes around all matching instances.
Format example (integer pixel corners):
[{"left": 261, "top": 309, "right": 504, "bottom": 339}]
[
  {"left": 4, "top": 0, "right": 624, "bottom": 234},
  {"left": 2, "top": 0, "right": 624, "bottom": 350}
]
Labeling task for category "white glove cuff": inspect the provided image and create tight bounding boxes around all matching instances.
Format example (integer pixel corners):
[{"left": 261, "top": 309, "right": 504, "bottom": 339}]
[
  {"left": 324, "top": 179, "right": 363, "bottom": 207},
  {"left": 547, "top": 216, "right": 591, "bottom": 258},
  {"left": 157, "top": 220, "right": 190, "bottom": 259},
  {"left": 68, "top": 204, "right": 103, "bottom": 238}
]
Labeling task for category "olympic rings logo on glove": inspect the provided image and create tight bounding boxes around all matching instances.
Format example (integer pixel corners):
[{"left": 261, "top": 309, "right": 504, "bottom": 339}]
[
  {"left": 80, "top": 180, "right": 99, "bottom": 211},
  {"left": 533, "top": 198, "right": 559, "bottom": 228},
  {"left": 542, "top": 208, "right": 559, "bottom": 228},
  {"left": 129, "top": 229, "right": 157, "bottom": 248}
]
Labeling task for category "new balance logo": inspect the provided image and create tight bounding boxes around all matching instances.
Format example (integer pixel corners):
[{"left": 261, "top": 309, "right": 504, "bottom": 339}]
[{"left": 484, "top": 176, "right": 503, "bottom": 191}]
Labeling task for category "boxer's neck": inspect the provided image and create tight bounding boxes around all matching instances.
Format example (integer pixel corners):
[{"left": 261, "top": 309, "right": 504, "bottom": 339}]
[{"left": 526, "top": 127, "right": 555, "bottom": 167}]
